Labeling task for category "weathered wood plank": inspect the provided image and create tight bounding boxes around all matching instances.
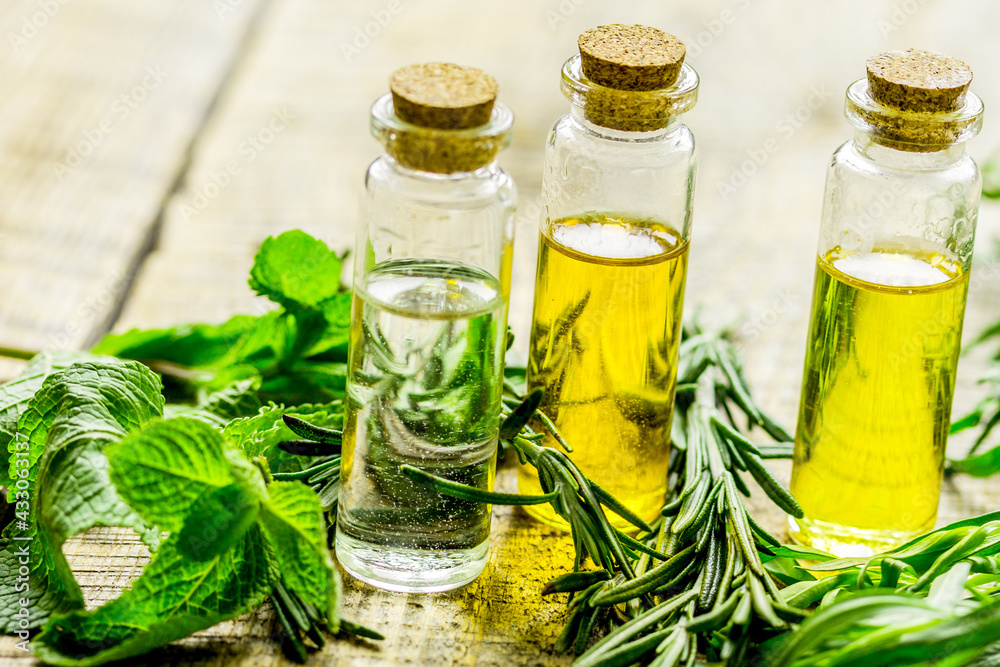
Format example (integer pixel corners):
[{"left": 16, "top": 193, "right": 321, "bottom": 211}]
[
  {"left": 0, "top": 0, "right": 269, "bottom": 368},
  {"left": 3, "top": 0, "right": 1000, "bottom": 665}
]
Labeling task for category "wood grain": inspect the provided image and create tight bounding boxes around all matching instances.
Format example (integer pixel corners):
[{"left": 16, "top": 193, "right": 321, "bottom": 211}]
[{"left": 0, "top": 0, "right": 268, "bottom": 358}]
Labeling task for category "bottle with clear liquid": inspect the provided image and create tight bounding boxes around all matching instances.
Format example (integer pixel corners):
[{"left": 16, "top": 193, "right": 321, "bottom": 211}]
[
  {"left": 519, "top": 25, "right": 698, "bottom": 529},
  {"left": 337, "top": 63, "right": 515, "bottom": 592},
  {"left": 788, "top": 50, "right": 984, "bottom": 556}
]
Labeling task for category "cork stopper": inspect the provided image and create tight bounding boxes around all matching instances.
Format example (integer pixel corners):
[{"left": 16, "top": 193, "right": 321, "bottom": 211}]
[
  {"left": 866, "top": 49, "right": 972, "bottom": 113},
  {"left": 578, "top": 24, "right": 686, "bottom": 92},
  {"left": 371, "top": 64, "right": 513, "bottom": 173},
  {"left": 389, "top": 63, "right": 498, "bottom": 130},
  {"left": 845, "top": 49, "right": 982, "bottom": 152}
]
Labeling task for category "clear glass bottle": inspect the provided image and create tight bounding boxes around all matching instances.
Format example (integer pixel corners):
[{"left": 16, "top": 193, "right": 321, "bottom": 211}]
[
  {"left": 788, "top": 49, "right": 984, "bottom": 556},
  {"left": 519, "top": 25, "right": 699, "bottom": 529},
  {"left": 337, "top": 63, "right": 516, "bottom": 592}
]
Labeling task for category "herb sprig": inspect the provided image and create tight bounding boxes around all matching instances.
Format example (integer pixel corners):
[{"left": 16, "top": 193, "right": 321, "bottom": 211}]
[
  {"left": 405, "top": 323, "right": 808, "bottom": 665},
  {"left": 761, "top": 515, "right": 1000, "bottom": 665},
  {"left": 949, "top": 322, "right": 1000, "bottom": 477}
]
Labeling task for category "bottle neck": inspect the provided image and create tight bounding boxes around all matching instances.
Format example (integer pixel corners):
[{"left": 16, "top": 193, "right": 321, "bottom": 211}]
[
  {"left": 852, "top": 130, "right": 968, "bottom": 170},
  {"left": 381, "top": 154, "right": 501, "bottom": 180},
  {"left": 370, "top": 94, "right": 514, "bottom": 174},
  {"left": 568, "top": 104, "right": 682, "bottom": 141}
]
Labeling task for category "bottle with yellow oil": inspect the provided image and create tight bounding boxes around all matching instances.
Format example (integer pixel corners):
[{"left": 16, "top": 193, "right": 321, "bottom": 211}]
[
  {"left": 789, "top": 49, "right": 984, "bottom": 556},
  {"left": 519, "top": 25, "right": 699, "bottom": 530}
]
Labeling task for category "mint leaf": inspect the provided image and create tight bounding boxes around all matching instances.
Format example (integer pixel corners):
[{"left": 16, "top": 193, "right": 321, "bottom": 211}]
[
  {"left": 214, "top": 310, "right": 294, "bottom": 370},
  {"left": 260, "top": 362, "right": 347, "bottom": 407},
  {"left": 307, "top": 292, "right": 352, "bottom": 361},
  {"left": 1, "top": 352, "right": 113, "bottom": 488},
  {"left": 259, "top": 482, "right": 340, "bottom": 630},
  {"left": 106, "top": 418, "right": 264, "bottom": 534},
  {"left": 164, "top": 376, "right": 262, "bottom": 427},
  {"left": 0, "top": 528, "right": 78, "bottom": 633},
  {"left": 174, "top": 482, "right": 261, "bottom": 561},
  {"left": 13, "top": 362, "right": 165, "bottom": 491},
  {"left": 92, "top": 315, "right": 261, "bottom": 368},
  {"left": 225, "top": 402, "right": 343, "bottom": 473},
  {"left": 89, "top": 232, "right": 351, "bottom": 409},
  {"left": 33, "top": 526, "right": 272, "bottom": 666},
  {"left": 0, "top": 361, "right": 164, "bottom": 633},
  {"left": 33, "top": 401, "right": 339, "bottom": 663},
  {"left": 248, "top": 230, "right": 343, "bottom": 311},
  {"left": 0, "top": 440, "right": 161, "bottom": 632}
]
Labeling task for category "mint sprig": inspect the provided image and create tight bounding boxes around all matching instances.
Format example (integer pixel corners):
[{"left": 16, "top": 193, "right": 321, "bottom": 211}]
[
  {"left": 32, "top": 415, "right": 340, "bottom": 665},
  {"left": 0, "top": 361, "right": 164, "bottom": 635},
  {"left": 0, "top": 232, "right": 368, "bottom": 664},
  {"left": 93, "top": 230, "right": 351, "bottom": 406}
]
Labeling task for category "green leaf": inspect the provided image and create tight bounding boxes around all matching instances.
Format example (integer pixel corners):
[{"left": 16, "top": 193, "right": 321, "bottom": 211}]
[
  {"left": 248, "top": 231, "right": 343, "bottom": 311},
  {"left": 503, "top": 366, "right": 527, "bottom": 394},
  {"left": 33, "top": 525, "right": 272, "bottom": 666},
  {"left": 195, "top": 376, "right": 262, "bottom": 420},
  {"left": 1, "top": 354, "right": 117, "bottom": 489},
  {"left": 258, "top": 482, "right": 340, "bottom": 630},
  {"left": 214, "top": 310, "right": 294, "bottom": 371},
  {"left": 164, "top": 376, "right": 262, "bottom": 427},
  {"left": 948, "top": 442, "right": 1000, "bottom": 477},
  {"left": 308, "top": 292, "right": 352, "bottom": 360},
  {"left": 225, "top": 402, "right": 343, "bottom": 473},
  {"left": 92, "top": 315, "right": 261, "bottom": 368},
  {"left": 259, "top": 361, "right": 347, "bottom": 406},
  {"left": 106, "top": 418, "right": 265, "bottom": 533},
  {"left": 174, "top": 482, "right": 262, "bottom": 561},
  {"left": 772, "top": 591, "right": 1000, "bottom": 667},
  {"left": 926, "top": 562, "right": 972, "bottom": 610},
  {"left": 0, "top": 361, "right": 164, "bottom": 633},
  {"left": 13, "top": 362, "right": 165, "bottom": 490},
  {"left": 766, "top": 544, "right": 837, "bottom": 563},
  {"left": 767, "top": 591, "right": 944, "bottom": 665},
  {"left": 0, "top": 440, "right": 163, "bottom": 632},
  {"left": 806, "top": 514, "right": 1000, "bottom": 576}
]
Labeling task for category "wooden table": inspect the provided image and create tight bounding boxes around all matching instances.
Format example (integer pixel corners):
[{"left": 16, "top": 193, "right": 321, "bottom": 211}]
[{"left": 2, "top": 0, "right": 1000, "bottom": 664}]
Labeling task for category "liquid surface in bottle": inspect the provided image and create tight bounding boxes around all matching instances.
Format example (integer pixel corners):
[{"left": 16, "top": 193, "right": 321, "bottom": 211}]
[
  {"left": 337, "top": 258, "right": 506, "bottom": 592},
  {"left": 519, "top": 213, "right": 688, "bottom": 530},
  {"left": 789, "top": 248, "right": 968, "bottom": 557}
]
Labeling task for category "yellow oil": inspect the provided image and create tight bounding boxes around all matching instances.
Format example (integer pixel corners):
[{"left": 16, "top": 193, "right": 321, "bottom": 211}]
[
  {"left": 788, "top": 247, "right": 968, "bottom": 556},
  {"left": 519, "top": 213, "right": 688, "bottom": 530}
]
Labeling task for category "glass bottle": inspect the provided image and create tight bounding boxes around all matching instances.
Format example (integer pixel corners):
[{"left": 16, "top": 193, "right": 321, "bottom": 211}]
[
  {"left": 519, "top": 25, "right": 699, "bottom": 529},
  {"left": 788, "top": 49, "right": 984, "bottom": 556},
  {"left": 337, "top": 63, "right": 516, "bottom": 592}
]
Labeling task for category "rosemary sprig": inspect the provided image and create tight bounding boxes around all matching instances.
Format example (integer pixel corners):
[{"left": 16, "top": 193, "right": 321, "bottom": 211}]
[
  {"left": 403, "top": 411, "right": 647, "bottom": 575},
  {"left": 405, "top": 323, "right": 807, "bottom": 665},
  {"left": 270, "top": 575, "right": 385, "bottom": 662},
  {"left": 562, "top": 325, "right": 805, "bottom": 666},
  {"left": 273, "top": 415, "right": 343, "bottom": 516},
  {"left": 270, "top": 415, "right": 381, "bottom": 662}
]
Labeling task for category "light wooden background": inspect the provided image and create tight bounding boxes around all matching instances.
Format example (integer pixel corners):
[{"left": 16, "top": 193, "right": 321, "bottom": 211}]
[{"left": 2, "top": 0, "right": 1000, "bottom": 664}]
